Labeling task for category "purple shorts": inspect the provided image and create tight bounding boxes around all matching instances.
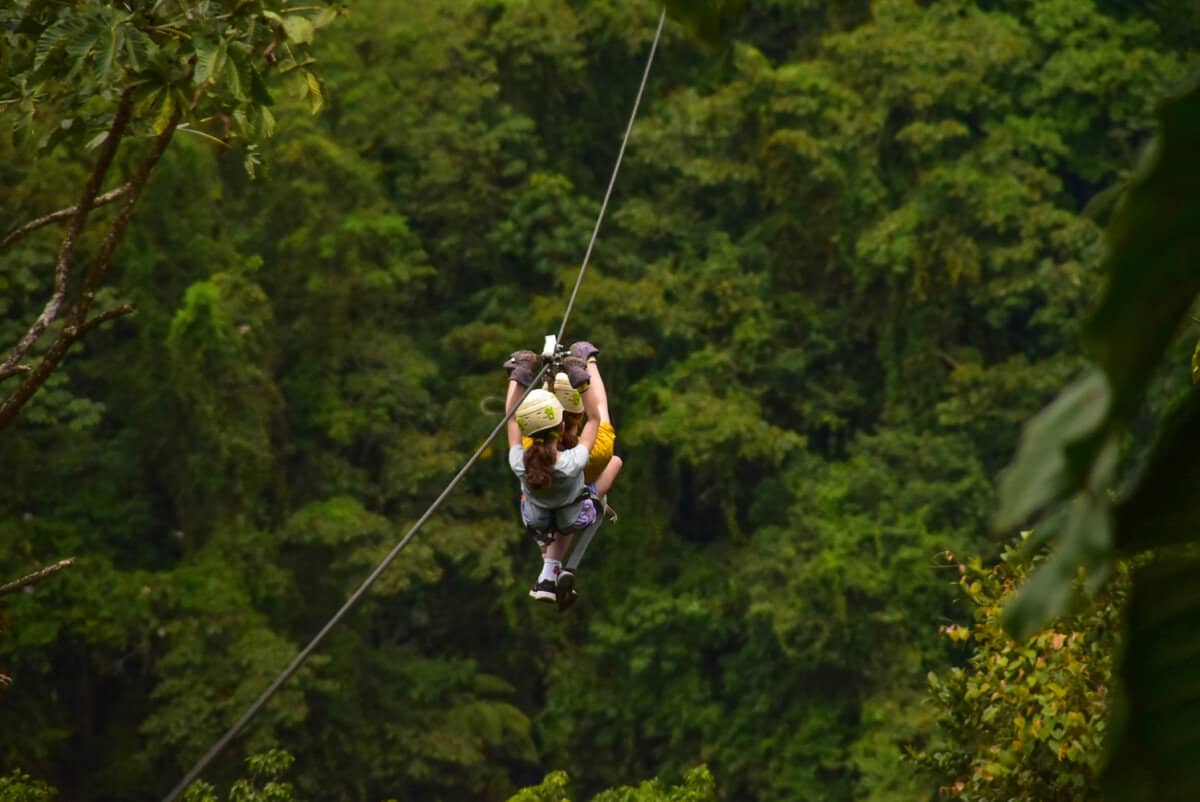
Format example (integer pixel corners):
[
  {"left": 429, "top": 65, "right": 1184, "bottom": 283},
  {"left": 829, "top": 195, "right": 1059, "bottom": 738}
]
[
  {"left": 569, "top": 487, "right": 599, "bottom": 530},
  {"left": 523, "top": 483, "right": 598, "bottom": 533}
]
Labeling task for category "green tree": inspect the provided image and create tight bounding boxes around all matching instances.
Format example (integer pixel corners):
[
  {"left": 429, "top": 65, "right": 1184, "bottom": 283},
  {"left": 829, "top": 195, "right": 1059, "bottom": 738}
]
[
  {"left": 0, "top": 0, "right": 338, "bottom": 430},
  {"left": 1, "top": 2, "right": 1192, "bottom": 801}
]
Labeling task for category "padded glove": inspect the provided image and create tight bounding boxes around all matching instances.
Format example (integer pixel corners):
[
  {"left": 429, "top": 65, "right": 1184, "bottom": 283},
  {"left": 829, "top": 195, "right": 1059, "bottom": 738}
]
[
  {"left": 561, "top": 355, "right": 591, "bottom": 390},
  {"left": 504, "top": 350, "right": 542, "bottom": 388},
  {"left": 569, "top": 340, "right": 600, "bottom": 363}
]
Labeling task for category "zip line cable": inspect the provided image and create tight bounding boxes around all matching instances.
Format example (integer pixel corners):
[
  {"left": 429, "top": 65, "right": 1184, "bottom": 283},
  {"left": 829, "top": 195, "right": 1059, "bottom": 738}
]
[
  {"left": 558, "top": 8, "right": 666, "bottom": 345},
  {"left": 161, "top": 366, "right": 549, "bottom": 802},
  {"left": 161, "top": 9, "right": 666, "bottom": 801}
]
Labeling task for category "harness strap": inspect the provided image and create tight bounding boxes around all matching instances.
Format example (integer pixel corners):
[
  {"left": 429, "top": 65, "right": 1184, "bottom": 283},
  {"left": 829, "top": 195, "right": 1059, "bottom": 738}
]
[
  {"left": 524, "top": 487, "right": 602, "bottom": 546},
  {"left": 527, "top": 525, "right": 556, "bottom": 547}
]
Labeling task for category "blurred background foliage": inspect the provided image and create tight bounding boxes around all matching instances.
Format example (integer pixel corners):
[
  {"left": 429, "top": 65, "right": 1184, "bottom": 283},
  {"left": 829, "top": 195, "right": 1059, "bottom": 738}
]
[{"left": 0, "top": 1, "right": 1196, "bottom": 800}]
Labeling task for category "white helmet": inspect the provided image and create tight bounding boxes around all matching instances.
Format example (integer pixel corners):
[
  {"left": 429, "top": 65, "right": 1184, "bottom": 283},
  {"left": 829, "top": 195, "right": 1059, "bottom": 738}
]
[
  {"left": 552, "top": 372, "right": 584, "bottom": 414},
  {"left": 516, "top": 389, "right": 564, "bottom": 436}
]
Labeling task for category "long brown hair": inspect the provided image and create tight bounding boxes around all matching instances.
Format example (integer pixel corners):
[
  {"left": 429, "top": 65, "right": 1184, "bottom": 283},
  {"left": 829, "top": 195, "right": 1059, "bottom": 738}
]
[
  {"left": 524, "top": 428, "right": 560, "bottom": 489},
  {"left": 560, "top": 412, "right": 583, "bottom": 449}
]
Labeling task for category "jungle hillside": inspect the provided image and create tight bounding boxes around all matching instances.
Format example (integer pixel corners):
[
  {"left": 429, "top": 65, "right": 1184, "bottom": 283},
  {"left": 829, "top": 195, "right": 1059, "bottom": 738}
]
[{"left": 3, "top": 1, "right": 1199, "bottom": 801}]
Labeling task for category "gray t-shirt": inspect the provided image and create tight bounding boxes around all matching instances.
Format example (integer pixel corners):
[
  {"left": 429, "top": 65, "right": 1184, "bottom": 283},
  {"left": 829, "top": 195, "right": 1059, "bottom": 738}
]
[{"left": 509, "top": 443, "right": 589, "bottom": 511}]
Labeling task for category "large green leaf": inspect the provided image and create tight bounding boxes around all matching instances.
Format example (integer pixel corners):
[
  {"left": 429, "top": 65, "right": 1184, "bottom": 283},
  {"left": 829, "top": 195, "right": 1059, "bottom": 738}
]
[
  {"left": 63, "top": 13, "right": 103, "bottom": 76},
  {"left": 1083, "top": 70, "right": 1200, "bottom": 422},
  {"left": 152, "top": 90, "right": 176, "bottom": 136},
  {"left": 997, "top": 71, "right": 1200, "bottom": 513},
  {"left": 998, "top": 70, "right": 1200, "bottom": 644},
  {"left": 192, "top": 36, "right": 226, "bottom": 86},
  {"left": 123, "top": 25, "right": 155, "bottom": 71},
  {"left": 1001, "top": 485, "right": 1114, "bottom": 640},
  {"left": 1114, "top": 384, "right": 1200, "bottom": 553},
  {"left": 989, "top": 62, "right": 1200, "bottom": 802},
  {"left": 282, "top": 15, "right": 315, "bottom": 45},
  {"left": 1091, "top": 68, "right": 1200, "bottom": 802},
  {"left": 32, "top": 16, "right": 79, "bottom": 71},
  {"left": 992, "top": 368, "right": 1110, "bottom": 533},
  {"left": 226, "top": 47, "right": 249, "bottom": 102},
  {"left": 94, "top": 20, "right": 121, "bottom": 82}
]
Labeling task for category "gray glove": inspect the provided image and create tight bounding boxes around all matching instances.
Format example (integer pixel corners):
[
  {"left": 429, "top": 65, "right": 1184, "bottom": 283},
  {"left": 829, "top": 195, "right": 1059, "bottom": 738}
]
[
  {"left": 561, "top": 355, "right": 591, "bottom": 390},
  {"left": 504, "top": 350, "right": 542, "bottom": 388},
  {"left": 570, "top": 341, "right": 600, "bottom": 363}
]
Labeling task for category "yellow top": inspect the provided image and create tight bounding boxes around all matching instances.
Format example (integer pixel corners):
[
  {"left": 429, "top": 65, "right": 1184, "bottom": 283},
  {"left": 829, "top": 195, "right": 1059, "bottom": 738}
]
[{"left": 522, "top": 421, "right": 616, "bottom": 485}]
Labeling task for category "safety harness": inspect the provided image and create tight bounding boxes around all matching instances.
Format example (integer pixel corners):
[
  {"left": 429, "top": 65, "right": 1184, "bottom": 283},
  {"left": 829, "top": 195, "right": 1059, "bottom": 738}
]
[
  {"left": 523, "top": 485, "right": 597, "bottom": 547},
  {"left": 524, "top": 486, "right": 611, "bottom": 547},
  {"left": 520, "top": 334, "right": 620, "bottom": 550}
]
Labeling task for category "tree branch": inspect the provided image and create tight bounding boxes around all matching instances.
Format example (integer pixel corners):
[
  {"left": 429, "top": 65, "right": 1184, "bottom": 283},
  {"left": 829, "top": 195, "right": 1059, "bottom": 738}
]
[
  {"left": 75, "top": 106, "right": 182, "bottom": 322},
  {"left": 0, "top": 365, "right": 33, "bottom": 383},
  {"left": 937, "top": 348, "right": 961, "bottom": 370},
  {"left": 0, "top": 103, "right": 181, "bottom": 432},
  {"left": 0, "top": 183, "right": 134, "bottom": 253},
  {"left": 78, "top": 303, "right": 136, "bottom": 336},
  {"left": 0, "top": 558, "right": 75, "bottom": 597},
  {"left": 0, "top": 90, "right": 135, "bottom": 377}
]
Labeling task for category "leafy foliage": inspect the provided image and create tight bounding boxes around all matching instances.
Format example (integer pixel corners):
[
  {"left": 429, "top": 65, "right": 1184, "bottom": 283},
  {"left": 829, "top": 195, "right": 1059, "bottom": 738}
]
[
  {"left": 0, "top": 1, "right": 1193, "bottom": 801},
  {"left": 184, "top": 750, "right": 299, "bottom": 802},
  {"left": 0, "top": 771, "right": 55, "bottom": 802},
  {"left": 913, "top": 537, "right": 1125, "bottom": 800},
  {"left": 0, "top": 0, "right": 342, "bottom": 434},
  {"left": 2, "top": 0, "right": 337, "bottom": 151},
  {"left": 507, "top": 766, "right": 718, "bottom": 802},
  {"left": 990, "top": 59, "right": 1200, "bottom": 802},
  {"left": 995, "top": 69, "right": 1200, "bottom": 635}
]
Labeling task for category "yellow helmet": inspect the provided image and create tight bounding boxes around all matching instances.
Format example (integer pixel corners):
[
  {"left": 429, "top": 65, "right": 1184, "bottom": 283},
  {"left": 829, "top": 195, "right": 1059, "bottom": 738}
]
[
  {"left": 515, "top": 389, "right": 564, "bottom": 436},
  {"left": 552, "top": 372, "right": 584, "bottom": 414}
]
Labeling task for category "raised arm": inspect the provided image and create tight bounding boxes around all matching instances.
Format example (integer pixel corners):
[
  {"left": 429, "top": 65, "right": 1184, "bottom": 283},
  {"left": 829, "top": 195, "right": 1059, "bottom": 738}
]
[
  {"left": 504, "top": 350, "right": 544, "bottom": 448},
  {"left": 584, "top": 360, "right": 611, "bottom": 424},
  {"left": 506, "top": 379, "right": 523, "bottom": 448},
  {"left": 577, "top": 383, "right": 601, "bottom": 452},
  {"left": 562, "top": 344, "right": 608, "bottom": 452}
]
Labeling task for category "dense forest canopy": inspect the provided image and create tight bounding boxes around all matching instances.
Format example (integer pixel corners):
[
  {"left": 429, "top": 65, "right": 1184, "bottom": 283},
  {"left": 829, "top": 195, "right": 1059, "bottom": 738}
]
[{"left": 1, "top": 1, "right": 1196, "bottom": 800}]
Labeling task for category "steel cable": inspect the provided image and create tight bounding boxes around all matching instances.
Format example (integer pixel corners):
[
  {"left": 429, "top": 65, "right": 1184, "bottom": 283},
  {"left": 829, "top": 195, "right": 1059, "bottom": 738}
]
[{"left": 161, "top": 9, "right": 665, "bottom": 800}]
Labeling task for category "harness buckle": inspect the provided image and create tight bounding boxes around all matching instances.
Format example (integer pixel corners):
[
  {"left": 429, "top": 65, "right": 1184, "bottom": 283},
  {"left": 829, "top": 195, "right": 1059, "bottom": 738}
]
[{"left": 527, "top": 525, "right": 556, "bottom": 547}]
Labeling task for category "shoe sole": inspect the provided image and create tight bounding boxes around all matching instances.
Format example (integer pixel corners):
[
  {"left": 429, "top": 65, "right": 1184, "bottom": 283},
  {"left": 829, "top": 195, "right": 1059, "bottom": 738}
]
[
  {"left": 529, "top": 589, "right": 556, "bottom": 602},
  {"left": 556, "top": 572, "right": 577, "bottom": 611}
]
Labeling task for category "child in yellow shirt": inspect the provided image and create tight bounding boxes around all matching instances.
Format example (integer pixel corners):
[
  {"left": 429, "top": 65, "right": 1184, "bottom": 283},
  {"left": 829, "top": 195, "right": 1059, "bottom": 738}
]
[{"left": 505, "top": 341, "right": 623, "bottom": 605}]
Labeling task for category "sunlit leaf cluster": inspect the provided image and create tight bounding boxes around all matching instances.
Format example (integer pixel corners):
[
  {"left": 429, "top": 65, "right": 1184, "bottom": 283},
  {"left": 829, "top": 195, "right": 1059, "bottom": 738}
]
[
  {"left": 1, "top": 0, "right": 339, "bottom": 159},
  {"left": 914, "top": 537, "right": 1125, "bottom": 801}
]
